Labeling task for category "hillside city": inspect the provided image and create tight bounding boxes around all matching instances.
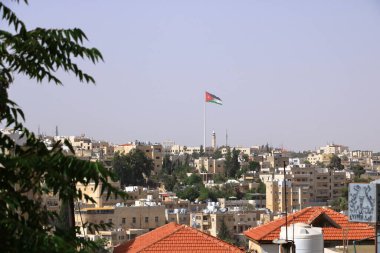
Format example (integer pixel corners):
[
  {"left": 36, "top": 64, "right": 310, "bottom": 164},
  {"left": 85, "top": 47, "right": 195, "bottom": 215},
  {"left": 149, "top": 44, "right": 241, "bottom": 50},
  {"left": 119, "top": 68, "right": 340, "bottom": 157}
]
[{"left": 3, "top": 128, "right": 378, "bottom": 252}]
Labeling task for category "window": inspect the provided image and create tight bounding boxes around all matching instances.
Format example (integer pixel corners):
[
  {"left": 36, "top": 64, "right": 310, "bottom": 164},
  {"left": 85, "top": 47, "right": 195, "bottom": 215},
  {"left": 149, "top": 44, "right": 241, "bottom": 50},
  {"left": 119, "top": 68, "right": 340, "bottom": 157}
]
[
  {"left": 132, "top": 217, "right": 136, "bottom": 223},
  {"left": 122, "top": 218, "right": 126, "bottom": 224},
  {"left": 155, "top": 216, "right": 159, "bottom": 222},
  {"left": 145, "top": 217, "right": 149, "bottom": 223}
]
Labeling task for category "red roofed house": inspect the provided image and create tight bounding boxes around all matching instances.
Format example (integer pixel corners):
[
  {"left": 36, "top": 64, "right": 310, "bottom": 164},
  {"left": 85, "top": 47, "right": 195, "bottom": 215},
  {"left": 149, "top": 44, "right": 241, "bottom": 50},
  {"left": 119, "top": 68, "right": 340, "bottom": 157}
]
[
  {"left": 244, "top": 206, "right": 374, "bottom": 253},
  {"left": 114, "top": 222, "right": 243, "bottom": 253}
]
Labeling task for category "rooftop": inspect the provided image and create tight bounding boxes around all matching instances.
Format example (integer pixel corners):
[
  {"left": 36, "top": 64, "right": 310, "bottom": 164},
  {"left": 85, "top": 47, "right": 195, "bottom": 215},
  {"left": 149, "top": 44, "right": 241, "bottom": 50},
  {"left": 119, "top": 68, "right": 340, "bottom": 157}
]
[
  {"left": 244, "top": 207, "right": 374, "bottom": 242},
  {"left": 114, "top": 222, "right": 243, "bottom": 253}
]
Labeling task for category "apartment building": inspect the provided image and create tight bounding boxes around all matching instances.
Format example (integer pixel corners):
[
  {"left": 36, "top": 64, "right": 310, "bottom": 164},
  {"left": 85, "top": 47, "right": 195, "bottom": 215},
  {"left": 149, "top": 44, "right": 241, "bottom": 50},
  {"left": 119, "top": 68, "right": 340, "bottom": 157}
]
[
  {"left": 194, "top": 157, "right": 225, "bottom": 174},
  {"left": 260, "top": 152, "right": 289, "bottom": 169},
  {"left": 166, "top": 209, "right": 190, "bottom": 225},
  {"left": 262, "top": 165, "right": 347, "bottom": 212},
  {"left": 190, "top": 207, "right": 258, "bottom": 239},
  {"left": 124, "top": 186, "right": 159, "bottom": 204},
  {"left": 75, "top": 204, "right": 166, "bottom": 231},
  {"left": 307, "top": 153, "right": 331, "bottom": 165},
  {"left": 350, "top": 150, "right": 373, "bottom": 158},
  {"left": 68, "top": 135, "right": 93, "bottom": 157},
  {"left": 164, "top": 144, "right": 214, "bottom": 155},
  {"left": 76, "top": 180, "right": 122, "bottom": 208},
  {"left": 265, "top": 180, "right": 309, "bottom": 213},
  {"left": 317, "top": 144, "right": 349, "bottom": 155},
  {"left": 114, "top": 141, "right": 163, "bottom": 173}
]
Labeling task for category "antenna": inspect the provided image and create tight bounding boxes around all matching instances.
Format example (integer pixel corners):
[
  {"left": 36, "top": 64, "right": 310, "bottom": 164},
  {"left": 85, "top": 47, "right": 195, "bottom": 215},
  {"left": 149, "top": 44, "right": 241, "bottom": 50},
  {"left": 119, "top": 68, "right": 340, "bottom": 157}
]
[
  {"left": 284, "top": 161, "right": 288, "bottom": 242},
  {"left": 225, "top": 129, "right": 228, "bottom": 147},
  {"left": 55, "top": 125, "right": 59, "bottom": 136}
]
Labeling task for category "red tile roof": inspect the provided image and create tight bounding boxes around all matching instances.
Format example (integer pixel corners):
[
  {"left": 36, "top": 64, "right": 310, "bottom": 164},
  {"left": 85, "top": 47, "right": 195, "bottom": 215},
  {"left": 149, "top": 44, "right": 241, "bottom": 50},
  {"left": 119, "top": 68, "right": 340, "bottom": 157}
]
[
  {"left": 244, "top": 207, "right": 374, "bottom": 242},
  {"left": 114, "top": 222, "right": 243, "bottom": 253}
]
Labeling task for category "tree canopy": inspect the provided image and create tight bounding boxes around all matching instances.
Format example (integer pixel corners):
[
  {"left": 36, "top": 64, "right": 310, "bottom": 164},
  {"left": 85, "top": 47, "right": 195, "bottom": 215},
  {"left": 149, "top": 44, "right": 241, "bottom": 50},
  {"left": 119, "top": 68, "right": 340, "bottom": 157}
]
[
  {"left": 113, "top": 149, "right": 154, "bottom": 187},
  {"left": 328, "top": 155, "right": 344, "bottom": 170},
  {"left": 0, "top": 1, "right": 123, "bottom": 252}
]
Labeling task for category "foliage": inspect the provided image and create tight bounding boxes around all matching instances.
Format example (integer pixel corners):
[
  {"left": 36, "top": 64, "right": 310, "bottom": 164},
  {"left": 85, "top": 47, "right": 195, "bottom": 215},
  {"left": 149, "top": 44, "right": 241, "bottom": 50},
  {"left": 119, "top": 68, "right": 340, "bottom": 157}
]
[
  {"left": 198, "top": 186, "right": 217, "bottom": 202},
  {"left": 191, "top": 151, "right": 200, "bottom": 159},
  {"left": 353, "top": 176, "right": 372, "bottom": 183},
  {"left": 248, "top": 161, "right": 260, "bottom": 171},
  {"left": 257, "top": 179, "right": 266, "bottom": 194},
  {"left": 331, "top": 197, "right": 347, "bottom": 211},
  {"left": 113, "top": 149, "right": 154, "bottom": 186},
  {"left": 176, "top": 186, "right": 200, "bottom": 202},
  {"left": 212, "top": 149, "right": 222, "bottom": 159},
  {"left": 92, "top": 238, "right": 110, "bottom": 253},
  {"left": 0, "top": 1, "right": 124, "bottom": 252},
  {"left": 331, "top": 187, "right": 348, "bottom": 211},
  {"left": 351, "top": 164, "right": 365, "bottom": 178},
  {"left": 161, "top": 174, "right": 177, "bottom": 191},
  {"left": 224, "top": 148, "right": 240, "bottom": 178},
  {"left": 328, "top": 155, "right": 344, "bottom": 170},
  {"left": 213, "top": 173, "right": 227, "bottom": 183},
  {"left": 218, "top": 220, "right": 234, "bottom": 244},
  {"left": 185, "top": 173, "right": 203, "bottom": 186},
  {"left": 236, "top": 166, "right": 248, "bottom": 179},
  {"left": 162, "top": 154, "right": 172, "bottom": 175},
  {"left": 199, "top": 145, "right": 205, "bottom": 156}
]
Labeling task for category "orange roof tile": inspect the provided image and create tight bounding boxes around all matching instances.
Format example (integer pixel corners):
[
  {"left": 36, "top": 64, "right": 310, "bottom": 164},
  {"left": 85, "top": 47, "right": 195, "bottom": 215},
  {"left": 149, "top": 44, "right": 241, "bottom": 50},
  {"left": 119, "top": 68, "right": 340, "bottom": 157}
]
[
  {"left": 244, "top": 207, "right": 375, "bottom": 242},
  {"left": 114, "top": 222, "right": 243, "bottom": 253}
]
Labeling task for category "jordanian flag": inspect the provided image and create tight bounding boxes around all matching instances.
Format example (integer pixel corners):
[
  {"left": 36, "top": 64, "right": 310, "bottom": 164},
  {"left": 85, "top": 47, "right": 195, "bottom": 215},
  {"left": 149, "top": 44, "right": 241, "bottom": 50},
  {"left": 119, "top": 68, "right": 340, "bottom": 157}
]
[{"left": 205, "top": 91, "right": 222, "bottom": 105}]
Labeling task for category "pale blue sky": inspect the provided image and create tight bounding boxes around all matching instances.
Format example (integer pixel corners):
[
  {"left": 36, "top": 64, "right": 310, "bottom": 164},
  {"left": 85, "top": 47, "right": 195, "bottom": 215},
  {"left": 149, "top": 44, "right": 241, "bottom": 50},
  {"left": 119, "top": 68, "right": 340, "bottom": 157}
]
[{"left": 8, "top": 0, "right": 380, "bottom": 151}]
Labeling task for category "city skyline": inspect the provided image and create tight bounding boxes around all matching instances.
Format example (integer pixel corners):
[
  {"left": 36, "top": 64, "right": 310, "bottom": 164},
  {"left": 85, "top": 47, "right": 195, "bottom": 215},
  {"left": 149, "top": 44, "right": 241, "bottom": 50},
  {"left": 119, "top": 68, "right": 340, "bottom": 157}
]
[{"left": 8, "top": 0, "right": 380, "bottom": 151}]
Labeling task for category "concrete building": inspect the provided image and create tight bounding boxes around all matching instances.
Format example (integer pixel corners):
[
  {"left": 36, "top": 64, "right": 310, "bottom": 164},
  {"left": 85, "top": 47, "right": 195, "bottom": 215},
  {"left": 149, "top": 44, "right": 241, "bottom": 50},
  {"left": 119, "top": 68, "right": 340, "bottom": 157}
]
[
  {"left": 165, "top": 144, "right": 214, "bottom": 155},
  {"left": 76, "top": 180, "right": 123, "bottom": 208},
  {"left": 194, "top": 157, "right": 225, "bottom": 174},
  {"left": 307, "top": 153, "right": 331, "bottom": 165},
  {"left": 317, "top": 144, "right": 349, "bottom": 155},
  {"left": 265, "top": 179, "right": 309, "bottom": 213},
  {"left": 74, "top": 204, "right": 166, "bottom": 231},
  {"left": 114, "top": 141, "right": 163, "bottom": 173},
  {"left": 350, "top": 150, "right": 373, "bottom": 158},
  {"left": 244, "top": 207, "right": 374, "bottom": 253},
  {"left": 190, "top": 202, "right": 260, "bottom": 246},
  {"left": 262, "top": 165, "right": 347, "bottom": 212}
]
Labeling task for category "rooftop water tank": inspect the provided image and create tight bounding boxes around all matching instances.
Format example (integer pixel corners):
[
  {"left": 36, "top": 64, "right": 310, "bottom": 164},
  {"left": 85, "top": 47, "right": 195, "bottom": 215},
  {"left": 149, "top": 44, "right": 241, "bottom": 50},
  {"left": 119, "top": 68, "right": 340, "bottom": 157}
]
[{"left": 279, "top": 223, "right": 323, "bottom": 253}]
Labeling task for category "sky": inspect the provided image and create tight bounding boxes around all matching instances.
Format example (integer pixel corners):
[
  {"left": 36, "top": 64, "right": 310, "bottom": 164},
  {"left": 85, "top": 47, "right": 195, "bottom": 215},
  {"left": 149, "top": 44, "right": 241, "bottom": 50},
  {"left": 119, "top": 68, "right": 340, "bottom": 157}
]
[{"left": 7, "top": 0, "right": 380, "bottom": 152}]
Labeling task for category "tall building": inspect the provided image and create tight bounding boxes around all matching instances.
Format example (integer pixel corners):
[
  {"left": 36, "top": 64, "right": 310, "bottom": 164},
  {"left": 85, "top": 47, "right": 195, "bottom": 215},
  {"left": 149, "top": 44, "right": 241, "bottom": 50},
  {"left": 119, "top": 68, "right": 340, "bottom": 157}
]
[
  {"left": 211, "top": 131, "right": 216, "bottom": 151},
  {"left": 265, "top": 180, "right": 309, "bottom": 213},
  {"left": 262, "top": 165, "right": 347, "bottom": 211}
]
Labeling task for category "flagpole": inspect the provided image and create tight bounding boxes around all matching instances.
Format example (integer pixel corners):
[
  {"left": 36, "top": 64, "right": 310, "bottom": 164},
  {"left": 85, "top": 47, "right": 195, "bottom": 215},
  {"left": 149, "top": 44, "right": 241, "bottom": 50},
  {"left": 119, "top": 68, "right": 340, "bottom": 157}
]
[{"left": 204, "top": 92, "right": 206, "bottom": 152}]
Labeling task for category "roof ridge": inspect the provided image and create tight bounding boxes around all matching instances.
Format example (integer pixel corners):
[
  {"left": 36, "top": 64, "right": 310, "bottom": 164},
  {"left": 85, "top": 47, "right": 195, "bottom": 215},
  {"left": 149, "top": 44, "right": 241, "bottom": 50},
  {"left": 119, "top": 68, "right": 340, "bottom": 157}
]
[
  {"left": 250, "top": 207, "right": 310, "bottom": 240},
  {"left": 181, "top": 224, "right": 242, "bottom": 251},
  {"left": 307, "top": 209, "right": 325, "bottom": 224},
  {"left": 137, "top": 223, "right": 185, "bottom": 251}
]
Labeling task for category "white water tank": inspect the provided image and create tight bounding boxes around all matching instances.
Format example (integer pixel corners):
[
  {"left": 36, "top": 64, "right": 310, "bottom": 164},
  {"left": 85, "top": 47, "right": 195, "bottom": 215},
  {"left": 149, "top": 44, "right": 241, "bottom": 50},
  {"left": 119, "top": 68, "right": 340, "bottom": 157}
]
[{"left": 279, "top": 223, "right": 323, "bottom": 253}]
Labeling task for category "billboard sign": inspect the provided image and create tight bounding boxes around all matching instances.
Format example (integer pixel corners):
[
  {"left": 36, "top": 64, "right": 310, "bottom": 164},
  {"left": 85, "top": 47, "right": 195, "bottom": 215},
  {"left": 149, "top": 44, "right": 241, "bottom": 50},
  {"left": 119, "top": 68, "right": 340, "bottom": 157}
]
[{"left": 348, "top": 183, "right": 376, "bottom": 223}]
